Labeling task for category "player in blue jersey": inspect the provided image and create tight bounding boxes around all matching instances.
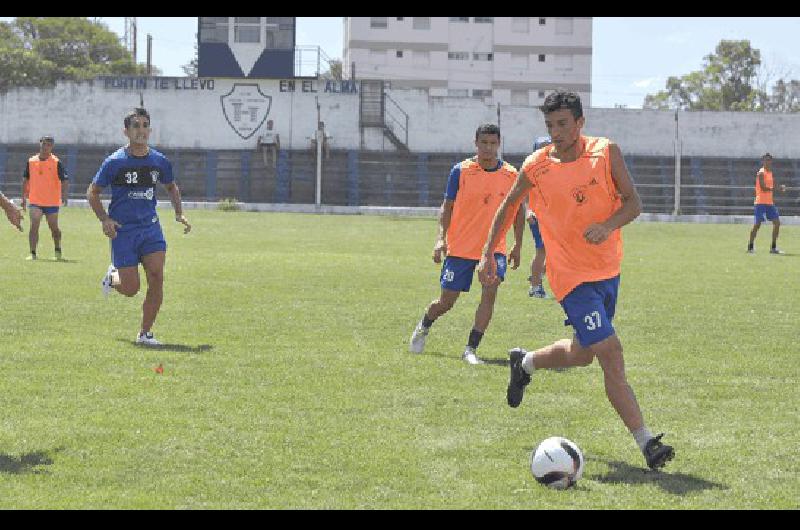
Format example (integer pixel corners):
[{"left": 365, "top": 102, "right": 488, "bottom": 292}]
[
  {"left": 87, "top": 108, "right": 192, "bottom": 346},
  {"left": 527, "top": 136, "right": 552, "bottom": 299}
]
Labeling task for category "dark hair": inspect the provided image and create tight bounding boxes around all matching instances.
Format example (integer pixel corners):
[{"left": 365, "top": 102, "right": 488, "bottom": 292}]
[
  {"left": 124, "top": 107, "right": 151, "bottom": 129},
  {"left": 475, "top": 123, "right": 500, "bottom": 140},
  {"left": 539, "top": 90, "right": 583, "bottom": 120},
  {"left": 762, "top": 152, "right": 772, "bottom": 159}
]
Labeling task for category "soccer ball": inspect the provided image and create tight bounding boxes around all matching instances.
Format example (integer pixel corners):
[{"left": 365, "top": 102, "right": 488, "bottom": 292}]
[{"left": 530, "top": 436, "right": 584, "bottom": 490}]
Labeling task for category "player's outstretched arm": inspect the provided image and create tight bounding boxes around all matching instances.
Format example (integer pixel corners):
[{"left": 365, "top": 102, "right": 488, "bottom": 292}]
[
  {"left": 0, "top": 191, "right": 24, "bottom": 231},
  {"left": 584, "top": 143, "right": 642, "bottom": 245},
  {"left": 478, "top": 173, "right": 531, "bottom": 285},
  {"left": 432, "top": 199, "right": 453, "bottom": 263},
  {"left": 509, "top": 202, "right": 526, "bottom": 270},
  {"left": 165, "top": 182, "right": 191, "bottom": 234},
  {"left": 87, "top": 183, "right": 121, "bottom": 239}
]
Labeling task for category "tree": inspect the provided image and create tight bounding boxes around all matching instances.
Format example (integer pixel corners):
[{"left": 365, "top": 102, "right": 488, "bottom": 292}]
[
  {"left": 644, "top": 40, "right": 767, "bottom": 111},
  {"left": 322, "top": 59, "right": 343, "bottom": 81},
  {"left": 0, "top": 17, "right": 149, "bottom": 92},
  {"left": 181, "top": 35, "right": 199, "bottom": 77}
]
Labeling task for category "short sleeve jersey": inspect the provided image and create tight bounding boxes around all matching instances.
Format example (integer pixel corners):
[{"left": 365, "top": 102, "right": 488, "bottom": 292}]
[{"left": 92, "top": 147, "right": 174, "bottom": 231}]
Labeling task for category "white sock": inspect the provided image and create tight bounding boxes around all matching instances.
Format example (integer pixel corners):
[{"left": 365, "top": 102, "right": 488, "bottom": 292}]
[
  {"left": 522, "top": 351, "right": 536, "bottom": 374},
  {"left": 632, "top": 426, "right": 653, "bottom": 453}
]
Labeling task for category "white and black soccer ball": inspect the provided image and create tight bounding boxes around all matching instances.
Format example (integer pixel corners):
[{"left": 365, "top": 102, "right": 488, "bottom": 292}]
[{"left": 530, "top": 436, "right": 584, "bottom": 490}]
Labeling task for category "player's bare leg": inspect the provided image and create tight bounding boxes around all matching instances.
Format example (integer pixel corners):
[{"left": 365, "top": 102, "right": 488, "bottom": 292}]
[
  {"left": 410, "top": 289, "right": 460, "bottom": 353},
  {"left": 27, "top": 207, "right": 43, "bottom": 259},
  {"left": 45, "top": 212, "right": 62, "bottom": 259},
  {"left": 748, "top": 222, "right": 760, "bottom": 253},
  {"left": 463, "top": 284, "right": 499, "bottom": 364},
  {"left": 140, "top": 251, "right": 166, "bottom": 335}
]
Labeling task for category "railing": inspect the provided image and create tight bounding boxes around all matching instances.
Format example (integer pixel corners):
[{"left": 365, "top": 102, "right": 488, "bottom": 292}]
[
  {"left": 383, "top": 93, "right": 409, "bottom": 148},
  {"left": 294, "top": 45, "right": 335, "bottom": 78}
]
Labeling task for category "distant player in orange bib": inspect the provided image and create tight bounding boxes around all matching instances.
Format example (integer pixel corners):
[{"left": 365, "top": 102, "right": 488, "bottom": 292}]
[
  {"left": 21, "top": 135, "right": 69, "bottom": 260},
  {"left": 409, "top": 123, "right": 525, "bottom": 365},
  {"left": 478, "top": 90, "right": 674, "bottom": 470},
  {"left": 747, "top": 153, "right": 787, "bottom": 255}
]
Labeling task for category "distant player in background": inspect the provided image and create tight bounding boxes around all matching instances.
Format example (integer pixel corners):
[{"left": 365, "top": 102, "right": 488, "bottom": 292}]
[
  {"left": 21, "top": 135, "right": 69, "bottom": 260},
  {"left": 478, "top": 90, "right": 674, "bottom": 470},
  {"left": 87, "top": 107, "right": 192, "bottom": 346},
  {"left": 527, "top": 136, "right": 552, "bottom": 299},
  {"left": 409, "top": 123, "right": 525, "bottom": 365},
  {"left": 0, "top": 190, "right": 24, "bottom": 231},
  {"left": 747, "top": 153, "right": 787, "bottom": 254}
]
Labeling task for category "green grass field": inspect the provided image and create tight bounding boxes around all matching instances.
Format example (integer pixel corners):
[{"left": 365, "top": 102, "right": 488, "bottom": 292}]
[{"left": 0, "top": 208, "right": 797, "bottom": 509}]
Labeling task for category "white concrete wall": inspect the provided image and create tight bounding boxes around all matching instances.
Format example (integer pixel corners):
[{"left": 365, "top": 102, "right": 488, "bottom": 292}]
[{"left": 2, "top": 78, "right": 800, "bottom": 159}]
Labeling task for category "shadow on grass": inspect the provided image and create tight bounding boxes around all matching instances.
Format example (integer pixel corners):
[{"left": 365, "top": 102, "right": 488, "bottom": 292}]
[
  {"left": 587, "top": 456, "right": 728, "bottom": 495},
  {"left": 0, "top": 447, "right": 64, "bottom": 475},
  {"left": 116, "top": 338, "right": 214, "bottom": 353},
  {"left": 25, "top": 257, "right": 79, "bottom": 264}
]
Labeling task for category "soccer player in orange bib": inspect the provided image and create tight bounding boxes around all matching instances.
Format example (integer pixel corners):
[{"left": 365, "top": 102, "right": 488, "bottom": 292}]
[
  {"left": 478, "top": 90, "right": 674, "bottom": 470},
  {"left": 747, "top": 153, "right": 787, "bottom": 254},
  {"left": 409, "top": 123, "right": 525, "bottom": 365},
  {"left": 21, "top": 135, "right": 69, "bottom": 260}
]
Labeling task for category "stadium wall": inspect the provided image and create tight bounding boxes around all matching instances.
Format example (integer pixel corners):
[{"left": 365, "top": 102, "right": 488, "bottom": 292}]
[{"left": 2, "top": 78, "right": 800, "bottom": 158}]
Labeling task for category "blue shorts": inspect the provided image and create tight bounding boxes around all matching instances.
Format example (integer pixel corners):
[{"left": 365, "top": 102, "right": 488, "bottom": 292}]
[
  {"left": 111, "top": 222, "right": 167, "bottom": 268},
  {"left": 30, "top": 204, "right": 59, "bottom": 215},
  {"left": 529, "top": 219, "right": 545, "bottom": 249},
  {"left": 440, "top": 253, "right": 507, "bottom": 292},
  {"left": 754, "top": 204, "right": 779, "bottom": 223},
  {"left": 561, "top": 276, "right": 620, "bottom": 348}
]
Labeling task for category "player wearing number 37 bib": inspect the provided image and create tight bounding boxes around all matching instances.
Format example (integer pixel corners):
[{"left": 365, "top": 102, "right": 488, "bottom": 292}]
[{"left": 478, "top": 90, "right": 674, "bottom": 471}]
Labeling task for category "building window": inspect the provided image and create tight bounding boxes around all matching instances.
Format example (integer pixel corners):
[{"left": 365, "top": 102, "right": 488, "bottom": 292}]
[
  {"left": 555, "top": 18, "right": 574, "bottom": 35},
  {"left": 396, "top": 17, "right": 404, "bottom": 21},
  {"left": 539, "top": 18, "right": 546, "bottom": 25},
  {"left": 448, "top": 51, "right": 469, "bottom": 60},
  {"left": 473, "top": 52, "right": 493, "bottom": 61},
  {"left": 538, "top": 54, "right": 546, "bottom": 62},
  {"left": 449, "top": 17, "right": 469, "bottom": 23},
  {"left": 472, "top": 89, "right": 492, "bottom": 98},
  {"left": 371, "top": 17, "right": 388, "bottom": 29},
  {"left": 512, "top": 17, "right": 530, "bottom": 33},
  {"left": 413, "top": 17, "right": 431, "bottom": 30},
  {"left": 199, "top": 17, "right": 229, "bottom": 43},
  {"left": 474, "top": 17, "right": 493, "bottom": 23},
  {"left": 447, "top": 89, "right": 469, "bottom": 97},
  {"left": 396, "top": 50, "right": 403, "bottom": 58},
  {"left": 511, "top": 90, "right": 529, "bottom": 106},
  {"left": 538, "top": 90, "right": 546, "bottom": 98},
  {"left": 234, "top": 18, "right": 261, "bottom": 44},
  {"left": 265, "top": 17, "right": 294, "bottom": 49}
]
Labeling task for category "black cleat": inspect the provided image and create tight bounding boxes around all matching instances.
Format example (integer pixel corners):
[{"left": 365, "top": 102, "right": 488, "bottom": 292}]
[
  {"left": 644, "top": 433, "right": 675, "bottom": 470},
  {"left": 507, "top": 348, "right": 531, "bottom": 408}
]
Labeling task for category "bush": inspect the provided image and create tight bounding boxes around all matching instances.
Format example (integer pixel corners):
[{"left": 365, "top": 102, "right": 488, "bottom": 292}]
[{"left": 217, "top": 197, "right": 241, "bottom": 211}]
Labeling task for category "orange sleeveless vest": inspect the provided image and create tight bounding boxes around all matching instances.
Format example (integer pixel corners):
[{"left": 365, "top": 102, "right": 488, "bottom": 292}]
[
  {"left": 447, "top": 159, "right": 518, "bottom": 260},
  {"left": 521, "top": 136, "right": 623, "bottom": 301},
  {"left": 27, "top": 154, "right": 63, "bottom": 207},
  {"left": 755, "top": 169, "right": 773, "bottom": 205}
]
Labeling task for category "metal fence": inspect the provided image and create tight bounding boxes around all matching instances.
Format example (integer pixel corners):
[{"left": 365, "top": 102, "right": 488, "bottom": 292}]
[{"left": 1, "top": 144, "right": 798, "bottom": 216}]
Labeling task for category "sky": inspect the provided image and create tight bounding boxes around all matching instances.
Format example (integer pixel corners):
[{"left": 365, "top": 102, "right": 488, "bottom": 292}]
[{"left": 3, "top": 17, "right": 799, "bottom": 109}]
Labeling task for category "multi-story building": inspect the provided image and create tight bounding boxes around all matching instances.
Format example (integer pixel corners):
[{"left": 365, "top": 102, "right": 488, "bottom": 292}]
[{"left": 344, "top": 17, "right": 592, "bottom": 106}]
